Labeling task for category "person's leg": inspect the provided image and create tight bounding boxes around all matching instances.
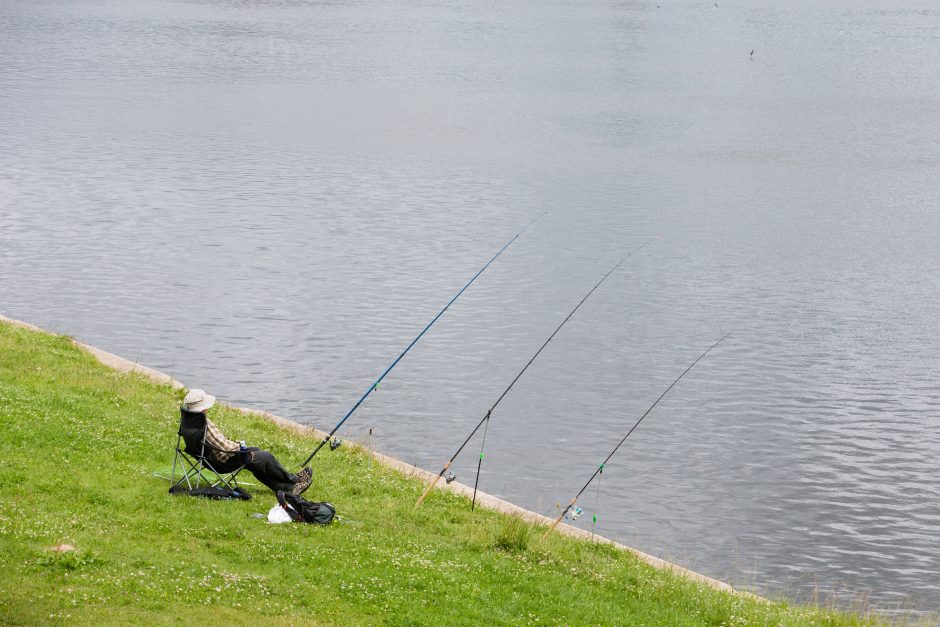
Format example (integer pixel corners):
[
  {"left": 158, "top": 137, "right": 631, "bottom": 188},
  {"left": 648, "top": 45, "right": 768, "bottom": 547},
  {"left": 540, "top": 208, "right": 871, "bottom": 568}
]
[{"left": 245, "top": 450, "right": 297, "bottom": 493}]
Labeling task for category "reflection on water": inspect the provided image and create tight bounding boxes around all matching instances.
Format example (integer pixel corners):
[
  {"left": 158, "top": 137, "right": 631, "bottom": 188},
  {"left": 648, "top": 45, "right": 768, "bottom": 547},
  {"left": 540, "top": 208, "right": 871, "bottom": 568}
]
[{"left": 2, "top": 0, "right": 940, "bottom": 615}]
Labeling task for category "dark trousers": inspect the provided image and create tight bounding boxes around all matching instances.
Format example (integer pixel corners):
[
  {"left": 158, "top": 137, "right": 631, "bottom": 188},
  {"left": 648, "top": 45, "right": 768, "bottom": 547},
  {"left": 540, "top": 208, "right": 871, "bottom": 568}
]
[{"left": 244, "top": 450, "right": 297, "bottom": 493}]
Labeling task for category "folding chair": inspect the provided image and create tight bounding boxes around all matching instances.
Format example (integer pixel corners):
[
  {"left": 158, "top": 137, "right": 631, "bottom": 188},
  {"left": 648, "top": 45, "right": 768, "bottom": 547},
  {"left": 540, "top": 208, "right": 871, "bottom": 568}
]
[{"left": 169, "top": 410, "right": 246, "bottom": 495}]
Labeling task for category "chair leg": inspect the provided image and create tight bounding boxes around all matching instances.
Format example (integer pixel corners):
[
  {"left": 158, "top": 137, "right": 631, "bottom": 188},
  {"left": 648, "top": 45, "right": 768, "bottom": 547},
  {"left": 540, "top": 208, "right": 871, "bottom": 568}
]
[
  {"left": 168, "top": 450, "right": 248, "bottom": 495},
  {"left": 170, "top": 447, "right": 179, "bottom": 486},
  {"left": 202, "top": 463, "right": 244, "bottom": 492},
  {"left": 170, "top": 433, "right": 198, "bottom": 490},
  {"left": 170, "top": 451, "right": 204, "bottom": 492}
]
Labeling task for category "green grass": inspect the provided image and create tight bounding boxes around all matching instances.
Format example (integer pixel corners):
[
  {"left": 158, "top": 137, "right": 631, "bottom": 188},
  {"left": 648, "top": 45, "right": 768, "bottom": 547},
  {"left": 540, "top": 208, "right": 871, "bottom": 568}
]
[{"left": 0, "top": 320, "right": 884, "bottom": 625}]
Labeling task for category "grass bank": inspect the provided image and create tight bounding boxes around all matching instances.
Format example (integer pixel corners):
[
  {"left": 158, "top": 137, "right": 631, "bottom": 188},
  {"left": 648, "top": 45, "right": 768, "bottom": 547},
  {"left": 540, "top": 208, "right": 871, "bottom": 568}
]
[{"left": 0, "top": 320, "right": 881, "bottom": 625}]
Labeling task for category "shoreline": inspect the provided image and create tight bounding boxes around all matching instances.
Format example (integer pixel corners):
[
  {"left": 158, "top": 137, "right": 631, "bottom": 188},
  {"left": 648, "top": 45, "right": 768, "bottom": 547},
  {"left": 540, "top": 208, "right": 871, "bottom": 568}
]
[{"left": 0, "top": 313, "right": 749, "bottom": 599}]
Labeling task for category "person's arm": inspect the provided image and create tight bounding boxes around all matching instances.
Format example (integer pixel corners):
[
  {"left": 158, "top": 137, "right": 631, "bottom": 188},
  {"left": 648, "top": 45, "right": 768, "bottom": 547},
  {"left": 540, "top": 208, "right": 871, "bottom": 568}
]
[{"left": 204, "top": 418, "right": 241, "bottom": 460}]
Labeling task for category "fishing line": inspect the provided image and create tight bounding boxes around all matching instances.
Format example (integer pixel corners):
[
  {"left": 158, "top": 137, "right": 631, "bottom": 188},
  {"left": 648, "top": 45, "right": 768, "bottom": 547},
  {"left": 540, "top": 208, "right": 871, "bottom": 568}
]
[
  {"left": 470, "top": 411, "right": 491, "bottom": 511},
  {"left": 541, "top": 334, "right": 729, "bottom": 541},
  {"left": 590, "top": 463, "right": 603, "bottom": 542},
  {"left": 415, "top": 239, "right": 652, "bottom": 509},
  {"left": 298, "top": 214, "right": 546, "bottom": 468}
]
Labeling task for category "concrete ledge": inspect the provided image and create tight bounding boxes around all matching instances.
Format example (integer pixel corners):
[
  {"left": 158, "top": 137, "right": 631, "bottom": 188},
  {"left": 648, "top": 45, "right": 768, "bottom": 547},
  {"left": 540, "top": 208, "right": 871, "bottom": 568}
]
[{"left": 0, "top": 314, "right": 750, "bottom": 599}]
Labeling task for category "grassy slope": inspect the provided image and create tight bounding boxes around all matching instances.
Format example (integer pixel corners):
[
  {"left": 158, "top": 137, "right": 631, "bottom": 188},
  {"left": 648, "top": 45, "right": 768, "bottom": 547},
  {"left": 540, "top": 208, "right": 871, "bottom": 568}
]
[{"left": 0, "top": 321, "right": 878, "bottom": 626}]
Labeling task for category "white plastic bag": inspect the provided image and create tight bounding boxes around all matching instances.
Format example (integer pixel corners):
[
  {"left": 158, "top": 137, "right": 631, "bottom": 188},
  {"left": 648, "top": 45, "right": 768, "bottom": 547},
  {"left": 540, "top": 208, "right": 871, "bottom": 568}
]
[{"left": 267, "top": 504, "right": 294, "bottom": 524}]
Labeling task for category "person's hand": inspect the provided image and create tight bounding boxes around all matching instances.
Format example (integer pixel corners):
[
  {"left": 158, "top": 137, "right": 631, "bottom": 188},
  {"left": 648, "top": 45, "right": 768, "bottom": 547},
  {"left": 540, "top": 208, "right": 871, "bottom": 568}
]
[{"left": 240, "top": 446, "right": 260, "bottom": 463}]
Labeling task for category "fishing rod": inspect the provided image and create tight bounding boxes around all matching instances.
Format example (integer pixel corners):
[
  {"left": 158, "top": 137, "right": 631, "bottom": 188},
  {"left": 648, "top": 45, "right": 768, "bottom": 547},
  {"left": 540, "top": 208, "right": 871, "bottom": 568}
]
[
  {"left": 299, "top": 214, "right": 546, "bottom": 468},
  {"left": 540, "top": 334, "right": 729, "bottom": 541},
  {"left": 415, "top": 240, "right": 651, "bottom": 509}
]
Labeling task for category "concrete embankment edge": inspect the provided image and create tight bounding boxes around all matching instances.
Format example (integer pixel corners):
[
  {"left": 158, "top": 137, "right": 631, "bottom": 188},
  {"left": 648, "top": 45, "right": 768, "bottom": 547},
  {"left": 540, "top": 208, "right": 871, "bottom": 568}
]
[{"left": 1, "top": 314, "right": 753, "bottom": 599}]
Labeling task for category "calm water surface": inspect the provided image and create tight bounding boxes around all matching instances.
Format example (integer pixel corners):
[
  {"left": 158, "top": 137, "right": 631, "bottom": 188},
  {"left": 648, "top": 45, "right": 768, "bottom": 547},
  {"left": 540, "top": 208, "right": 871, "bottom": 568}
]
[{"left": 2, "top": 0, "right": 940, "bottom": 615}]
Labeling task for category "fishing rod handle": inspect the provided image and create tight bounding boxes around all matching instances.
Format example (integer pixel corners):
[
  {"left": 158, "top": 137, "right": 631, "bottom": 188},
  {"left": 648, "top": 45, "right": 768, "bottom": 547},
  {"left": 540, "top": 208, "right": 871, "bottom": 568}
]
[
  {"left": 415, "top": 461, "right": 450, "bottom": 508},
  {"left": 540, "top": 497, "right": 578, "bottom": 542}
]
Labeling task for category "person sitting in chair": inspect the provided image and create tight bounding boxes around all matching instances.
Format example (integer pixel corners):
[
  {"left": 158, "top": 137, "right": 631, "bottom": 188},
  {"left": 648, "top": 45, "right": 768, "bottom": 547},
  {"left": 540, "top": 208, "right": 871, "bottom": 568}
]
[{"left": 181, "top": 388, "right": 312, "bottom": 496}]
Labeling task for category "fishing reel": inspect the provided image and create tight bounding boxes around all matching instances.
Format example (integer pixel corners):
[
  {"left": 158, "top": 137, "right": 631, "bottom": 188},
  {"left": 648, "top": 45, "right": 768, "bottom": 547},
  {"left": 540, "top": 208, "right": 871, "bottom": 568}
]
[
  {"left": 444, "top": 471, "right": 457, "bottom": 484},
  {"left": 330, "top": 438, "right": 343, "bottom": 451},
  {"left": 565, "top": 506, "right": 584, "bottom": 521}
]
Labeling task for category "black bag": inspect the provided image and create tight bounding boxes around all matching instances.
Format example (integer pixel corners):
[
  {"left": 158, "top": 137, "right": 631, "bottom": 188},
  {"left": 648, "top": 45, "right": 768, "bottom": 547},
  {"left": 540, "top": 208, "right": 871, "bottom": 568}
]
[{"left": 276, "top": 491, "right": 336, "bottom": 525}]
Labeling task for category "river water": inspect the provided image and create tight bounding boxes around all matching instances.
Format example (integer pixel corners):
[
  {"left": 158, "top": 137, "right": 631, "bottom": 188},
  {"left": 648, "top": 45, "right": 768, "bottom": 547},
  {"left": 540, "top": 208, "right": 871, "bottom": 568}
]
[{"left": 2, "top": 0, "right": 939, "bottom": 616}]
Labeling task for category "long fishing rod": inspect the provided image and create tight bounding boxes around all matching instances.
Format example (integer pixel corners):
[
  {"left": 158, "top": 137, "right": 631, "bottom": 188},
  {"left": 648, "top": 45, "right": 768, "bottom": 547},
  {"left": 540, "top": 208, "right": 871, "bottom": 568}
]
[
  {"left": 415, "top": 241, "right": 651, "bottom": 509},
  {"left": 299, "top": 214, "right": 546, "bottom": 468},
  {"left": 540, "top": 334, "right": 729, "bottom": 541}
]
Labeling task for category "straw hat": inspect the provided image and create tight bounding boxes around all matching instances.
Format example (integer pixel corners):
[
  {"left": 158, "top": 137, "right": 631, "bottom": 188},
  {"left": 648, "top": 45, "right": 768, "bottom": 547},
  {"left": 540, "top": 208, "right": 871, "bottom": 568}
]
[{"left": 182, "top": 389, "right": 216, "bottom": 412}]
